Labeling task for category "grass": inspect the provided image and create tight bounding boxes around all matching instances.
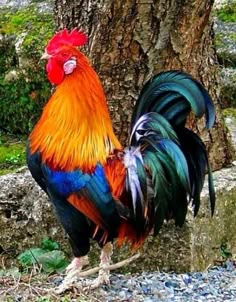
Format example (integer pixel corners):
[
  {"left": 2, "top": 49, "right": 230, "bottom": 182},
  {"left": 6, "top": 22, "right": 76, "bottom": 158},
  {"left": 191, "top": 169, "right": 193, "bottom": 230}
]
[
  {"left": 222, "top": 108, "right": 236, "bottom": 118},
  {"left": 0, "top": 132, "right": 26, "bottom": 175},
  {"left": 215, "top": 2, "right": 236, "bottom": 22}
]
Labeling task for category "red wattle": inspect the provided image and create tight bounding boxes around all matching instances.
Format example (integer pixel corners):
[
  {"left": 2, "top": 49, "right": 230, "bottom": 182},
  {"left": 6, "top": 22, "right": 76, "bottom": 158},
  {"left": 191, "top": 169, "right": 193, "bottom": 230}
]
[{"left": 46, "top": 58, "right": 64, "bottom": 85}]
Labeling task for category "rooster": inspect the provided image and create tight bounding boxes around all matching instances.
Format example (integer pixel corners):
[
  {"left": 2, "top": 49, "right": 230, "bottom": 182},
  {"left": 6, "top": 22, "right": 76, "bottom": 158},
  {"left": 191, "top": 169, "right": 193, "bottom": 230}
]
[{"left": 27, "top": 29, "right": 215, "bottom": 290}]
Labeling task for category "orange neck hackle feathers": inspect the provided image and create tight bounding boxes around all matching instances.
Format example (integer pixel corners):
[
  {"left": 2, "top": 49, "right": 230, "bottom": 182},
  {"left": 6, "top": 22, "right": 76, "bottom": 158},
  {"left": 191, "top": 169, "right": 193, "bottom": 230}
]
[{"left": 29, "top": 48, "right": 121, "bottom": 171}]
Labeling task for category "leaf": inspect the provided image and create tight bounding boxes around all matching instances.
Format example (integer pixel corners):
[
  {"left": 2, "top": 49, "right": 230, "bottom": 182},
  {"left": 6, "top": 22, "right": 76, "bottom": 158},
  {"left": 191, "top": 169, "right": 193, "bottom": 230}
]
[
  {"left": 17, "top": 248, "right": 46, "bottom": 267},
  {"left": 41, "top": 238, "right": 59, "bottom": 251},
  {"left": 37, "top": 250, "right": 69, "bottom": 273},
  {"left": 18, "top": 247, "right": 69, "bottom": 273}
]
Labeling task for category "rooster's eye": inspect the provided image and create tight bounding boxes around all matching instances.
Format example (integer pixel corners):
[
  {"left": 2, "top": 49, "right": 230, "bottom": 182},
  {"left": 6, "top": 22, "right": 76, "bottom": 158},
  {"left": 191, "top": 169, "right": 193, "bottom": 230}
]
[{"left": 61, "top": 53, "right": 69, "bottom": 58}]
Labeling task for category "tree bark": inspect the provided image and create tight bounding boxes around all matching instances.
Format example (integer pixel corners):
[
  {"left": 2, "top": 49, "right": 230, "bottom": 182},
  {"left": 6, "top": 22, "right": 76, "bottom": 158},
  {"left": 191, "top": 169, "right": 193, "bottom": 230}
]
[{"left": 54, "top": 0, "right": 233, "bottom": 170}]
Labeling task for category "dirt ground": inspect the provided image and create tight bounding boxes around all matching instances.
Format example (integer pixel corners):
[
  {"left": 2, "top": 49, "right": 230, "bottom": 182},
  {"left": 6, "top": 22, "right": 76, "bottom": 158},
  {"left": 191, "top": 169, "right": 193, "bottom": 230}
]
[{"left": 0, "top": 273, "right": 105, "bottom": 302}]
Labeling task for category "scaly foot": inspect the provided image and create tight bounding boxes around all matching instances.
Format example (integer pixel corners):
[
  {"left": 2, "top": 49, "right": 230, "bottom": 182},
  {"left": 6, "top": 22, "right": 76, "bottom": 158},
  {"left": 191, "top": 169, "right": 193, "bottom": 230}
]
[
  {"left": 83, "top": 242, "right": 113, "bottom": 289},
  {"left": 55, "top": 255, "right": 89, "bottom": 294}
]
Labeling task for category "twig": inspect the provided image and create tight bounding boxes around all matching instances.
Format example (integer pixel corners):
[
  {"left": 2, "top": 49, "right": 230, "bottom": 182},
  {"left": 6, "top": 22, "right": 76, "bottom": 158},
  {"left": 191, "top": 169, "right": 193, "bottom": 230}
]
[
  {"left": 79, "top": 252, "right": 140, "bottom": 277},
  {"left": 29, "top": 250, "right": 41, "bottom": 271},
  {"left": 0, "top": 274, "right": 21, "bottom": 296},
  {"left": 0, "top": 255, "right": 6, "bottom": 270},
  {"left": 55, "top": 253, "right": 141, "bottom": 294},
  {"left": 203, "top": 263, "right": 212, "bottom": 272}
]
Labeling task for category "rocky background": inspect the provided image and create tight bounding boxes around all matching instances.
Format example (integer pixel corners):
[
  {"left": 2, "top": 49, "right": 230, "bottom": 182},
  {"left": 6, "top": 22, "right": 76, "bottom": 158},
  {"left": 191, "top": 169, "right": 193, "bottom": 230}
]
[{"left": 0, "top": 0, "right": 236, "bottom": 274}]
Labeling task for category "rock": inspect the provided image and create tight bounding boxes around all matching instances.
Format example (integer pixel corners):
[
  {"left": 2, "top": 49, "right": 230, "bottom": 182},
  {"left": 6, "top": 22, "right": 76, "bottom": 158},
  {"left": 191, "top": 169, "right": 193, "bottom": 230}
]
[
  {"left": 223, "top": 109, "right": 236, "bottom": 146},
  {"left": 0, "top": 0, "right": 236, "bottom": 274},
  {"left": 15, "top": 32, "right": 28, "bottom": 69},
  {"left": 192, "top": 167, "right": 236, "bottom": 271},
  {"left": 4, "top": 70, "right": 20, "bottom": 82},
  {"left": 213, "top": 7, "right": 236, "bottom": 110},
  {"left": 214, "top": 20, "right": 236, "bottom": 67},
  {"left": 0, "top": 167, "right": 66, "bottom": 264},
  {"left": 219, "top": 68, "right": 236, "bottom": 108},
  {"left": 214, "top": 0, "right": 235, "bottom": 9},
  {"left": 0, "top": 0, "right": 52, "bottom": 11},
  {"left": 0, "top": 0, "right": 30, "bottom": 8}
]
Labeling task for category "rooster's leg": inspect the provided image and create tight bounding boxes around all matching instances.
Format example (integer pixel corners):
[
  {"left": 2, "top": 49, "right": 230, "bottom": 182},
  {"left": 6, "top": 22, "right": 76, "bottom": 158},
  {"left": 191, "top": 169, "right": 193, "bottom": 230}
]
[
  {"left": 55, "top": 255, "right": 89, "bottom": 294},
  {"left": 84, "top": 242, "right": 113, "bottom": 289},
  {"left": 66, "top": 255, "right": 89, "bottom": 276}
]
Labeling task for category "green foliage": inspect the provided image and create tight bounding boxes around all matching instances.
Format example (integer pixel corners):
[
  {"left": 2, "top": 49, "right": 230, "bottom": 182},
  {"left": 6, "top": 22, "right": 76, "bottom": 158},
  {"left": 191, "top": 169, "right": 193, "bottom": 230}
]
[
  {"left": 18, "top": 247, "right": 46, "bottom": 267},
  {"left": 215, "top": 3, "right": 236, "bottom": 22},
  {"left": 0, "top": 5, "right": 54, "bottom": 38},
  {"left": 0, "top": 4, "right": 54, "bottom": 135},
  {"left": 41, "top": 238, "right": 60, "bottom": 251},
  {"left": 222, "top": 108, "right": 236, "bottom": 118},
  {"left": 220, "top": 243, "right": 233, "bottom": 260},
  {"left": 0, "top": 69, "right": 50, "bottom": 134},
  {"left": 18, "top": 238, "right": 69, "bottom": 274},
  {"left": 35, "top": 298, "right": 53, "bottom": 302},
  {"left": 37, "top": 250, "right": 69, "bottom": 273},
  {"left": 0, "top": 134, "right": 26, "bottom": 174},
  {"left": 0, "top": 144, "right": 25, "bottom": 166}
]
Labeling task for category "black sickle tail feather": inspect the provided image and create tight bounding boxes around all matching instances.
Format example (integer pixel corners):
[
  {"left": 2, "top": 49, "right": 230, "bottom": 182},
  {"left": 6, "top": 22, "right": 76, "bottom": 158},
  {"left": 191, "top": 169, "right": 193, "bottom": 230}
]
[
  {"left": 131, "top": 70, "right": 215, "bottom": 130},
  {"left": 176, "top": 127, "right": 215, "bottom": 216},
  {"left": 124, "top": 70, "right": 216, "bottom": 239}
]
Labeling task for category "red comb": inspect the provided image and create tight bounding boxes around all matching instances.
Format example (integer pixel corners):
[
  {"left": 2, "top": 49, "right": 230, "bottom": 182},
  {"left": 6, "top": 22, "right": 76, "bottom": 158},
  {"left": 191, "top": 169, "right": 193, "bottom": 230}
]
[{"left": 46, "top": 28, "right": 87, "bottom": 54}]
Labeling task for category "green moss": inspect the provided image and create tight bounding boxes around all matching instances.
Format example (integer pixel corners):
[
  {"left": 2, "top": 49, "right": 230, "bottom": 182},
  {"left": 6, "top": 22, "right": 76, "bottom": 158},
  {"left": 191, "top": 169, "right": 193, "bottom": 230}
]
[
  {"left": 0, "top": 133, "right": 26, "bottom": 174},
  {"left": 0, "top": 4, "right": 54, "bottom": 135},
  {"left": 221, "top": 85, "right": 236, "bottom": 108},
  {"left": 214, "top": 30, "right": 236, "bottom": 67},
  {"left": 215, "top": 33, "right": 224, "bottom": 48},
  {"left": 192, "top": 188, "right": 236, "bottom": 271},
  {"left": 215, "top": 3, "right": 236, "bottom": 22},
  {"left": 0, "top": 5, "right": 54, "bottom": 39},
  {"left": 229, "top": 33, "right": 236, "bottom": 42},
  {"left": 216, "top": 32, "right": 236, "bottom": 49},
  {"left": 222, "top": 108, "right": 236, "bottom": 118}
]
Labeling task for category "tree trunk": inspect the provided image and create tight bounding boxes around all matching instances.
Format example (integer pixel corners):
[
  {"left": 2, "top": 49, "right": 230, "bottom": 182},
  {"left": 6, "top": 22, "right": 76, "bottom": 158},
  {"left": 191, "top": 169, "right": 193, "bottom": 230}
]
[{"left": 54, "top": 0, "right": 233, "bottom": 170}]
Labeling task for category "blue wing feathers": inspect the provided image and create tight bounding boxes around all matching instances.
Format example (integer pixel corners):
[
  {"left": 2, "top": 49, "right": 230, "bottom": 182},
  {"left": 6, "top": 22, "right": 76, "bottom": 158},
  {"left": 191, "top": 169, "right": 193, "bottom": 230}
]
[
  {"left": 42, "top": 164, "right": 108, "bottom": 198},
  {"left": 40, "top": 163, "right": 118, "bottom": 223},
  {"left": 42, "top": 165, "right": 91, "bottom": 196}
]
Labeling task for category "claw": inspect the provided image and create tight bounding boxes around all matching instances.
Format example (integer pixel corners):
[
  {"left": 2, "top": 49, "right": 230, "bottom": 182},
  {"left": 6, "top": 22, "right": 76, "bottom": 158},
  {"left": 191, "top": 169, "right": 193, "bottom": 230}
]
[
  {"left": 54, "top": 255, "right": 89, "bottom": 294},
  {"left": 54, "top": 243, "right": 140, "bottom": 294},
  {"left": 65, "top": 255, "right": 89, "bottom": 275},
  {"left": 86, "top": 242, "right": 113, "bottom": 289}
]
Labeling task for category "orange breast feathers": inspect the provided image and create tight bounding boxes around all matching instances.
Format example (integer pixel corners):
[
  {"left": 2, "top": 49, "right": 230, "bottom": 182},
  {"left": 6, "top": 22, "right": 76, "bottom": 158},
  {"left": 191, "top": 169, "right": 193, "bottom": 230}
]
[{"left": 29, "top": 54, "right": 121, "bottom": 172}]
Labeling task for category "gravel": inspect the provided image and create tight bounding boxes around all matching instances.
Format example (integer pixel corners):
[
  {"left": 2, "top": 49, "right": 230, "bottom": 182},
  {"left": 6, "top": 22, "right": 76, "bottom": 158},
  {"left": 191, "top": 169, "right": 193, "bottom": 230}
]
[
  {"left": 87, "top": 261, "right": 236, "bottom": 301},
  {"left": 0, "top": 262, "right": 235, "bottom": 301}
]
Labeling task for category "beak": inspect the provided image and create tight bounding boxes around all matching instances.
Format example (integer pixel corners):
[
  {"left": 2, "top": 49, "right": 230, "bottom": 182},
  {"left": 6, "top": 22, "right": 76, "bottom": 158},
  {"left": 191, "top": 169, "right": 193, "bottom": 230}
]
[{"left": 40, "top": 51, "right": 52, "bottom": 60}]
